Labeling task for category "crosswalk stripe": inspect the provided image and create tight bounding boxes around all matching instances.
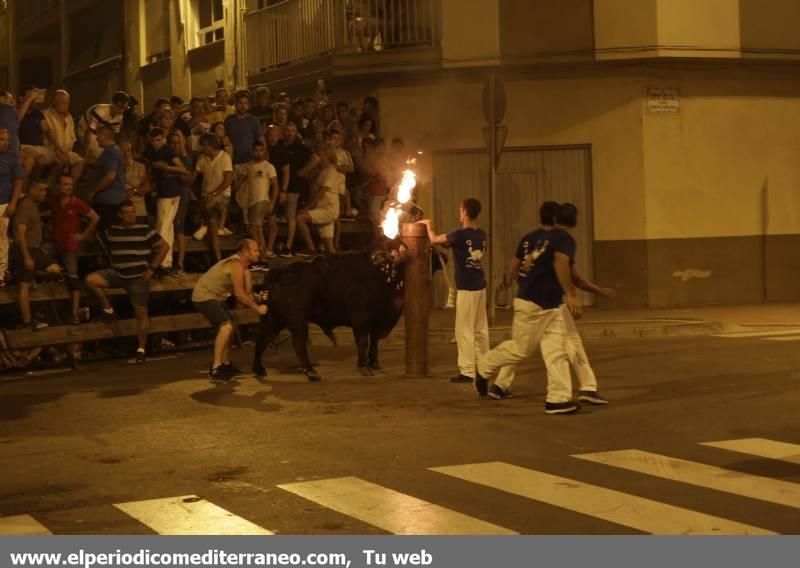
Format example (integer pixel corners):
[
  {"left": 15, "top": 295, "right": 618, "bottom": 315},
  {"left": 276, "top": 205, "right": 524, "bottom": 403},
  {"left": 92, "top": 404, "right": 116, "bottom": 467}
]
[
  {"left": 712, "top": 329, "right": 800, "bottom": 339},
  {"left": 430, "top": 462, "right": 772, "bottom": 535},
  {"left": 113, "top": 495, "right": 273, "bottom": 535},
  {"left": 0, "top": 515, "right": 52, "bottom": 535},
  {"left": 574, "top": 450, "right": 800, "bottom": 509},
  {"left": 701, "top": 438, "right": 800, "bottom": 465},
  {"left": 763, "top": 335, "right": 800, "bottom": 342},
  {"left": 278, "top": 476, "right": 517, "bottom": 535}
]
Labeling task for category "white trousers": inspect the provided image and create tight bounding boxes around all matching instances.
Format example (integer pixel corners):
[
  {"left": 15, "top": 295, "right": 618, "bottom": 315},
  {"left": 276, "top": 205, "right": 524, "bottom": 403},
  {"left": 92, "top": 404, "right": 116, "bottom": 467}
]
[
  {"left": 156, "top": 196, "right": 181, "bottom": 268},
  {"left": 0, "top": 203, "right": 8, "bottom": 278},
  {"left": 477, "top": 298, "right": 572, "bottom": 403},
  {"left": 494, "top": 304, "right": 598, "bottom": 397},
  {"left": 455, "top": 289, "right": 490, "bottom": 379}
]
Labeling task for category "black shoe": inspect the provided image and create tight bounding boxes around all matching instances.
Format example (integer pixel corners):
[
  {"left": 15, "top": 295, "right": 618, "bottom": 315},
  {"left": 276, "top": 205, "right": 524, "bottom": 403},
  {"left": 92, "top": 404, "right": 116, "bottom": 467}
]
[
  {"left": 135, "top": 350, "right": 146, "bottom": 365},
  {"left": 578, "top": 390, "right": 608, "bottom": 405},
  {"left": 279, "top": 247, "right": 293, "bottom": 258},
  {"left": 450, "top": 374, "right": 472, "bottom": 383},
  {"left": 154, "top": 267, "right": 169, "bottom": 279},
  {"left": 544, "top": 401, "right": 581, "bottom": 415},
  {"left": 489, "top": 384, "right": 512, "bottom": 400},
  {"left": 97, "top": 309, "right": 116, "bottom": 323},
  {"left": 473, "top": 373, "right": 488, "bottom": 397},
  {"left": 221, "top": 362, "right": 242, "bottom": 377},
  {"left": 209, "top": 366, "right": 232, "bottom": 382}
]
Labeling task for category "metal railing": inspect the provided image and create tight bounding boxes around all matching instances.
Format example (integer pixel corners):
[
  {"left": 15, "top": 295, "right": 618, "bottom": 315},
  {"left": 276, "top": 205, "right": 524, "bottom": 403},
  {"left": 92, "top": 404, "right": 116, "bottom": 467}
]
[
  {"left": 16, "top": 0, "right": 57, "bottom": 26},
  {"left": 245, "top": 0, "right": 437, "bottom": 75}
]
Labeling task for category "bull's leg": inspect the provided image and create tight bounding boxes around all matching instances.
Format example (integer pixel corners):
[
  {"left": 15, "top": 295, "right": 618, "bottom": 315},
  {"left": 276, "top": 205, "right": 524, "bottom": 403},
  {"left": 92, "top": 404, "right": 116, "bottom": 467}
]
[
  {"left": 368, "top": 331, "right": 381, "bottom": 370},
  {"left": 289, "top": 323, "right": 320, "bottom": 382},
  {"left": 354, "top": 329, "right": 373, "bottom": 376},
  {"left": 252, "top": 316, "right": 285, "bottom": 378}
]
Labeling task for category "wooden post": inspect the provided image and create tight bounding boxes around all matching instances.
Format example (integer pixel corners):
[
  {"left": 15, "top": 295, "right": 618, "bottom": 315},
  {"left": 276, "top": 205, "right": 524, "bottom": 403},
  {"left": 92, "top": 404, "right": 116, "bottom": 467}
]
[{"left": 402, "top": 222, "right": 430, "bottom": 377}]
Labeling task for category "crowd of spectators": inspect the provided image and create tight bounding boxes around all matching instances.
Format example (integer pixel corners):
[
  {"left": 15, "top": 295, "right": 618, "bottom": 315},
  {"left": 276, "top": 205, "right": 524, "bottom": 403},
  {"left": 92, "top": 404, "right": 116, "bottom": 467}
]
[{"left": 0, "top": 82, "right": 409, "bottom": 346}]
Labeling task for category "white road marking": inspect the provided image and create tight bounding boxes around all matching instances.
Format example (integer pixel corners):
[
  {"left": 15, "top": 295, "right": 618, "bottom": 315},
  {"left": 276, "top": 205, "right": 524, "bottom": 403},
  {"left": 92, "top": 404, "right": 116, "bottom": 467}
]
[
  {"left": 763, "top": 335, "right": 800, "bottom": 342},
  {"left": 575, "top": 450, "right": 800, "bottom": 508},
  {"left": 278, "top": 476, "right": 517, "bottom": 535},
  {"left": 711, "top": 329, "right": 800, "bottom": 339},
  {"left": 701, "top": 438, "right": 800, "bottom": 465},
  {"left": 113, "top": 495, "right": 272, "bottom": 535},
  {"left": 0, "top": 514, "right": 52, "bottom": 535},
  {"left": 431, "top": 462, "right": 772, "bottom": 535}
]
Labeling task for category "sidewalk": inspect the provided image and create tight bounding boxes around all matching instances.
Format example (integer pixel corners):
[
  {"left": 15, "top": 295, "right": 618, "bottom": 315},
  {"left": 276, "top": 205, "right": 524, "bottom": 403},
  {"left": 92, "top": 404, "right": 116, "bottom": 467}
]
[{"left": 310, "top": 303, "right": 800, "bottom": 345}]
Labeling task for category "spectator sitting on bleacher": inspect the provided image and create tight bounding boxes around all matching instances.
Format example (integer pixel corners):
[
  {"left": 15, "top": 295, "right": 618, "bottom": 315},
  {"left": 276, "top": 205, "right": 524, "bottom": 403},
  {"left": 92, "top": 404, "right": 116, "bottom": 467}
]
[
  {"left": 280, "top": 122, "right": 319, "bottom": 258},
  {"left": 120, "top": 141, "right": 151, "bottom": 224},
  {"left": 91, "top": 126, "right": 127, "bottom": 232},
  {"left": 85, "top": 200, "right": 169, "bottom": 365},
  {"left": 193, "top": 134, "right": 233, "bottom": 263},
  {"left": 77, "top": 91, "right": 129, "bottom": 163},
  {"left": 192, "top": 238, "right": 267, "bottom": 381},
  {"left": 50, "top": 174, "right": 99, "bottom": 325},
  {"left": 251, "top": 87, "right": 273, "bottom": 130},
  {"left": 0, "top": 91, "right": 21, "bottom": 155},
  {"left": 330, "top": 130, "right": 354, "bottom": 176},
  {"left": 17, "top": 86, "right": 47, "bottom": 182},
  {"left": 296, "top": 142, "right": 347, "bottom": 255},
  {"left": 167, "top": 132, "right": 194, "bottom": 276},
  {"left": 143, "top": 128, "right": 190, "bottom": 276},
  {"left": 0, "top": 128, "right": 24, "bottom": 288},
  {"left": 40, "top": 90, "right": 85, "bottom": 184},
  {"left": 14, "top": 182, "right": 62, "bottom": 330},
  {"left": 236, "top": 141, "right": 277, "bottom": 265}
]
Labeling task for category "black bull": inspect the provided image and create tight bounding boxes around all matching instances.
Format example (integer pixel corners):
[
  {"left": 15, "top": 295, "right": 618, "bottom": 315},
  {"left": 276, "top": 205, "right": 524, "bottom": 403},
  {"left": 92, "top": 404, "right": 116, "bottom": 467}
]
[{"left": 252, "top": 244, "right": 407, "bottom": 380}]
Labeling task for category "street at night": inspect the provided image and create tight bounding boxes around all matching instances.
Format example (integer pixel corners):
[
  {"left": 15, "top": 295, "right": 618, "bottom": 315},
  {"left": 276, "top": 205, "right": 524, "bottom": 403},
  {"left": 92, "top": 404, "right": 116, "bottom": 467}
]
[{"left": 2, "top": 327, "right": 799, "bottom": 535}]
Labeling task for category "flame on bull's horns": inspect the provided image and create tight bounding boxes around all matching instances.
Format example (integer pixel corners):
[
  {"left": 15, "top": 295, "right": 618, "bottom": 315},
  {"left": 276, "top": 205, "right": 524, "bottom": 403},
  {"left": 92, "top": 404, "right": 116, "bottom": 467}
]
[
  {"left": 397, "top": 168, "right": 416, "bottom": 204},
  {"left": 382, "top": 207, "right": 401, "bottom": 239}
]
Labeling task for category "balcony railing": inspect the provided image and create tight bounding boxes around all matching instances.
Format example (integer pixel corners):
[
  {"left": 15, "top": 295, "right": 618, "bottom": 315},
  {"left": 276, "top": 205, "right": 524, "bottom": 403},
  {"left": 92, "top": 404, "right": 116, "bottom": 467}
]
[
  {"left": 16, "top": 0, "right": 57, "bottom": 26},
  {"left": 245, "top": 0, "right": 437, "bottom": 75}
]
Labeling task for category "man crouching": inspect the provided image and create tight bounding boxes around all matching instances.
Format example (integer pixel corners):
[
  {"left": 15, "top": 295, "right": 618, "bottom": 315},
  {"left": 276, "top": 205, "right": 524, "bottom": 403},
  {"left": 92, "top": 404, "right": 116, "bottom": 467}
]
[{"left": 192, "top": 239, "right": 268, "bottom": 381}]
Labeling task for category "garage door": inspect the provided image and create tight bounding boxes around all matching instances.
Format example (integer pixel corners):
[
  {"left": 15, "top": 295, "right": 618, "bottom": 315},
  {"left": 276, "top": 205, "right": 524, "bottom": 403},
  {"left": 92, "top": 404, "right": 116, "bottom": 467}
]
[{"left": 432, "top": 146, "right": 594, "bottom": 307}]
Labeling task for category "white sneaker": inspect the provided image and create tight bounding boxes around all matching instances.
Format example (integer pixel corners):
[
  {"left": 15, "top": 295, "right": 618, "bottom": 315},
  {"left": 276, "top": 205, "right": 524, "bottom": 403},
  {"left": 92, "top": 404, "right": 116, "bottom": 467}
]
[
  {"left": 218, "top": 227, "right": 233, "bottom": 236},
  {"left": 193, "top": 225, "right": 208, "bottom": 240}
]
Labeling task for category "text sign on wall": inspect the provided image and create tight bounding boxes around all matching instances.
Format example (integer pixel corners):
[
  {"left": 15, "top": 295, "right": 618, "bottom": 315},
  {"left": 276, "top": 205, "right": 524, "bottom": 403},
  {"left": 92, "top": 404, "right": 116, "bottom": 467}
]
[{"left": 647, "top": 87, "right": 680, "bottom": 113}]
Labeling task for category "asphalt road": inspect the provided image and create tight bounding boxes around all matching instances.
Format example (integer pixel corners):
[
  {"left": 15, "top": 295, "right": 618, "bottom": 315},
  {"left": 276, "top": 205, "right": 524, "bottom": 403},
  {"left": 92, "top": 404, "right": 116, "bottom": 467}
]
[{"left": 1, "top": 332, "right": 799, "bottom": 535}]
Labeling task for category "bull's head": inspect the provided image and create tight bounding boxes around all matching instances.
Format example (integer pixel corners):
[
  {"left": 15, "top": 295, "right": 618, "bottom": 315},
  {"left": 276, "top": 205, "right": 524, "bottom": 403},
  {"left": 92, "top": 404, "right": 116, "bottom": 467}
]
[{"left": 370, "top": 236, "right": 408, "bottom": 291}]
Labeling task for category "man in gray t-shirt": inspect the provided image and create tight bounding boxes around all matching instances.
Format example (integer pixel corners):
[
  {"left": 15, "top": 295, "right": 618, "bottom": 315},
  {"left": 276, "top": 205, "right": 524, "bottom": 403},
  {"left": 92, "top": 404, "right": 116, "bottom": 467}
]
[{"left": 13, "top": 183, "right": 61, "bottom": 330}]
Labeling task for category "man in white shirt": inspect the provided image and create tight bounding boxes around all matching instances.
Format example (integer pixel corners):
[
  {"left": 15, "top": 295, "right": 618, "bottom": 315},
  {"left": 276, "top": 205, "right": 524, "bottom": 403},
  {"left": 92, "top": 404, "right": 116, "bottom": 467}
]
[
  {"left": 236, "top": 141, "right": 278, "bottom": 262},
  {"left": 77, "top": 91, "right": 129, "bottom": 162},
  {"left": 193, "top": 133, "right": 233, "bottom": 263},
  {"left": 38, "top": 90, "right": 85, "bottom": 183},
  {"left": 296, "top": 142, "right": 347, "bottom": 255}
]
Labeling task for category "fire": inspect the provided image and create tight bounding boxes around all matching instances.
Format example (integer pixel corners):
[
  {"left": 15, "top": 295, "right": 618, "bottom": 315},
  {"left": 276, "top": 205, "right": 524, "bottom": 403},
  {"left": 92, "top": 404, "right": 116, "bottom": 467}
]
[
  {"left": 382, "top": 207, "right": 400, "bottom": 239},
  {"left": 396, "top": 168, "right": 416, "bottom": 204}
]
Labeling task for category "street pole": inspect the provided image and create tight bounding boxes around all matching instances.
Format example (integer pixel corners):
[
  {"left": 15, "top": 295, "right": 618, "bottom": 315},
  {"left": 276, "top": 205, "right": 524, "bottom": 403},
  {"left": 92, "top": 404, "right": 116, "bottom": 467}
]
[
  {"left": 488, "top": 74, "right": 497, "bottom": 327},
  {"left": 402, "top": 222, "right": 430, "bottom": 377}
]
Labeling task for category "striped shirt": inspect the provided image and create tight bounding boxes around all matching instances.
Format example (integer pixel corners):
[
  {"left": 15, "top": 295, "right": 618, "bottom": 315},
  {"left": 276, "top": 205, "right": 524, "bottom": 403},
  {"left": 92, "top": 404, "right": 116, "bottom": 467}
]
[{"left": 105, "top": 224, "right": 161, "bottom": 279}]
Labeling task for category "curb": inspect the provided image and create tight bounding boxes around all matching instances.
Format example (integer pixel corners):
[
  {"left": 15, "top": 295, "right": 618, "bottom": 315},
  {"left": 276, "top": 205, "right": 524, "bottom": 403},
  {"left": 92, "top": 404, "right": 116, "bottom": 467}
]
[{"left": 307, "top": 320, "right": 724, "bottom": 345}]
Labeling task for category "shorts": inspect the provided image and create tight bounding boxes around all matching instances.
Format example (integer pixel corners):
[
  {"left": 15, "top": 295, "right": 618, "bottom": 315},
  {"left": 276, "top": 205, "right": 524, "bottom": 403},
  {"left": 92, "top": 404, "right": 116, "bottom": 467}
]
[
  {"left": 14, "top": 245, "right": 58, "bottom": 283},
  {"left": 247, "top": 200, "right": 271, "bottom": 226},
  {"left": 57, "top": 250, "right": 80, "bottom": 290},
  {"left": 308, "top": 208, "right": 337, "bottom": 238},
  {"left": 174, "top": 187, "right": 192, "bottom": 234},
  {"left": 21, "top": 145, "right": 84, "bottom": 167},
  {"left": 93, "top": 268, "right": 151, "bottom": 308},
  {"left": 193, "top": 300, "right": 233, "bottom": 328},
  {"left": 201, "top": 195, "right": 230, "bottom": 224}
]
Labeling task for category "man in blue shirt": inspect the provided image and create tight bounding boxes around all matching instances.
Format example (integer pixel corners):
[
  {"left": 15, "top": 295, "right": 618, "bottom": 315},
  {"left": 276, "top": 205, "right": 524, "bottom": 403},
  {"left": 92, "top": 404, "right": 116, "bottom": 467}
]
[
  {"left": 476, "top": 202, "right": 582, "bottom": 414},
  {"left": 423, "top": 198, "right": 489, "bottom": 385},
  {"left": 225, "top": 91, "right": 265, "bottom": 232},
  {"left": 0, "top": 128, "right": 23, "bottom": 287},
  {"left": 91, "top": 126, "right": 127, "bottom": 231}
]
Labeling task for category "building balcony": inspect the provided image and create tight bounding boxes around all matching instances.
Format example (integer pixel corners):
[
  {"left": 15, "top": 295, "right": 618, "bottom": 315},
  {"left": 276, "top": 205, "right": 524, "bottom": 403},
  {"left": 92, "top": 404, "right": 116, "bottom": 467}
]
[{"left": 245, "top": 0, "right": 440, "bottom": 86}]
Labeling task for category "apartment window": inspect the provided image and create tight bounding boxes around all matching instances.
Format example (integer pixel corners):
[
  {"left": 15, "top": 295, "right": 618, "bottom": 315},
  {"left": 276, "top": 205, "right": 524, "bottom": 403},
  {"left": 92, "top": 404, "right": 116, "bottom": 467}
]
[
  {"left": 196, "top": 0, "right": 224, "bottom": 46},
  {"left": 145, "top": 0, "right": 171, "bottom": 64}
]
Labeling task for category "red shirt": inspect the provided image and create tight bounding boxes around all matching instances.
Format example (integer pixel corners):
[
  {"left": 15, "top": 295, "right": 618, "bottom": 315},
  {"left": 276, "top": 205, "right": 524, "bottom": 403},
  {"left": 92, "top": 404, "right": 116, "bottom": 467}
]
[{"left": 51, "top": 195, "right": 92, "bottom": 252}]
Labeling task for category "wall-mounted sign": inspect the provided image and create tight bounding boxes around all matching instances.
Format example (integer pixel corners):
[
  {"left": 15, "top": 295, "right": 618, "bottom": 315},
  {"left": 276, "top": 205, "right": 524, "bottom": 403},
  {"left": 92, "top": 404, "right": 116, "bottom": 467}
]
[{"left": 647, "top": 87, "right": 680, "bottom": 114}]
